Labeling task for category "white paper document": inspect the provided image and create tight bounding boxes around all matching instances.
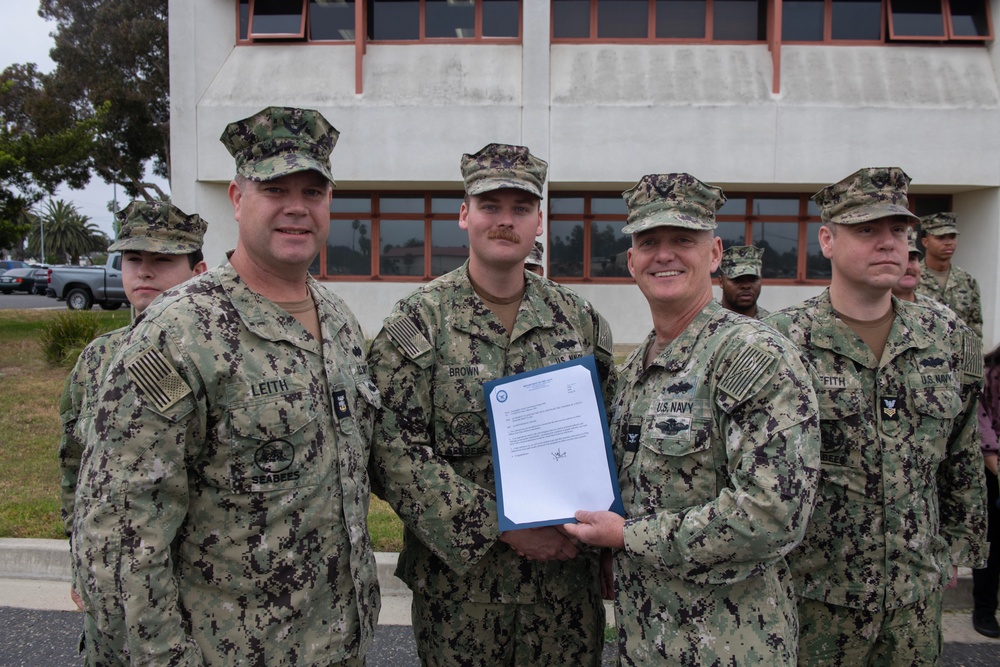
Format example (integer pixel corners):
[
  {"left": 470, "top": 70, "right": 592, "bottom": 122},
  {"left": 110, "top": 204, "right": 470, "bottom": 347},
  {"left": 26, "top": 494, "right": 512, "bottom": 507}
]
[{"left": 485, "top": 355, "right": 623, "bottom": 531}]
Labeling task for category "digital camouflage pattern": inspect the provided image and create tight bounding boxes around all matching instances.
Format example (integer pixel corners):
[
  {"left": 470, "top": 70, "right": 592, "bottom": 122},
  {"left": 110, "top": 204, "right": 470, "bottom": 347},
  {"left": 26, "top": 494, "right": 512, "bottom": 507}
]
[
  {"left": 220, "top": 106, "right": 340, "bottom": 184},
  {"left": 525, "top": 240, "right": 544, "bottom": 268},
  {"left": 60, "top": 328, "right": 130, "bottom": 667},
  {"left": 920, "top": 212, "right": 960, "bottom": 236},
  {"left": 797, "top": 590, "right": 944, "bottom": 665},
  {"left": 765, "top": 292, "right": 987, "bottom": 618},
  {"left": 719, "top": 244, "right": 764, "bottom": 279},
  {"left": 367, "top": 262, "right": 616, "bottom": 665},
  {"left": 74, "top": 261, "right": 381, "bottom": 666},
  {"left": 907, "top": 225, "right": 923, "bottom": 256},
  {"left": 108, "top": 200, "right": 208, "bottom": 254},
  {"left": 621, "top": 173, "right": 725, "bottom": 234},
  {"left": 812, "top": 167, "right": 919, "bottom": 225},
  {"left": 915, "top": 260, "right": 983, "bottom": 338},
  {"left": 460, "top": 143, "right": 548, "bottom": 198},
  {"left": 611, "top": 300, "right": 820, "bottom": 666}
]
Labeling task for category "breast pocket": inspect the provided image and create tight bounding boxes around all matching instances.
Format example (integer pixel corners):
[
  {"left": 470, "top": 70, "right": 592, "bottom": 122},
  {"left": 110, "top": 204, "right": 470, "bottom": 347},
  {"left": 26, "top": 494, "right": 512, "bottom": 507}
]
[
  {"left": 909, "top": 382, "right": 961, "bottom": 468},
  {"left": 229, "top": 389, "right": 323, "bottom": 493},
  {"left": 634, "top": 412, "right": 715, "bottom": 511},
  {"left": 432, "top": 379, "right": 491, "bottom": 458}
]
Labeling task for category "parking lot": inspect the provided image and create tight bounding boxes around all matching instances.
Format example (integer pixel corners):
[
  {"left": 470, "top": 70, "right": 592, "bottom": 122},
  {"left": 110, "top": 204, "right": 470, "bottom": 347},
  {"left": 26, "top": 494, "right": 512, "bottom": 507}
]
[{"left": 0, "top": 293, "right": 64, "bottom": 309}]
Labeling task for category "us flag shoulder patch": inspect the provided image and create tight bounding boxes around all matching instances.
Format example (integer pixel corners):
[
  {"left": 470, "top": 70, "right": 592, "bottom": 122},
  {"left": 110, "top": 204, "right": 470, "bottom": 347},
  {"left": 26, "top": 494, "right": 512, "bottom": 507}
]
[
  {"left": 718, "top": 345, "right": 777, "bottom": 403},
  {"left": 962, "top": 332, "right": 983, "bottom": 379},
  {"left": 386, "top": 316, "right": 432, "bottom": 360},
  {"left": 126, "top": 347, "right": 192, "bottom": 412}
]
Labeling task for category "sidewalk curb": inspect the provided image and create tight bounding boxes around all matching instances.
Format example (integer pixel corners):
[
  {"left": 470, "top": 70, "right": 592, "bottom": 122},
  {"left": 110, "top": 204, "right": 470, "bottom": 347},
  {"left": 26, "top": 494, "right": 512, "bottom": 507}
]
[{"left": 0, "top": 538, "right": 977, "bottom": 609}]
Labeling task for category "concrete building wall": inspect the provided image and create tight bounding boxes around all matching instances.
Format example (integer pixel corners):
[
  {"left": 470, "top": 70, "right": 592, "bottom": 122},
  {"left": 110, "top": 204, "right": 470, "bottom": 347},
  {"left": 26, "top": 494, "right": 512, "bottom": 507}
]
[{"left": 170, "top": 0, "right": 1000, "bottom": 346}]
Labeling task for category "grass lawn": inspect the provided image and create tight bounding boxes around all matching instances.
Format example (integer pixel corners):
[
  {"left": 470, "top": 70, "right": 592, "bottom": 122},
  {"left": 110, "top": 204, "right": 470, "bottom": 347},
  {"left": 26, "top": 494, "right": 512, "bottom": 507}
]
[{"left": 0, "top": 309, "right": 404, "bottom": 550}]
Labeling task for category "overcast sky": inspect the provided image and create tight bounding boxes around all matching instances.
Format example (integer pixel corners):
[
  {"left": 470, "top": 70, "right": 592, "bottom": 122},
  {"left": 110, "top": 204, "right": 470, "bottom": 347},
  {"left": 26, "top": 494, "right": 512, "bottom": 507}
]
[{"left": 1, "top": 4, "right": 167, "bottom": 240}]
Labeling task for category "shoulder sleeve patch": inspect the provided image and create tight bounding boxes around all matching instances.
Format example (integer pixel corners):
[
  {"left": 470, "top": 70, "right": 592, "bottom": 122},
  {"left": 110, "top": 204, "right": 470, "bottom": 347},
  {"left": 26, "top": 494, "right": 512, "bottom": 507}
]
[
  {"left": 718, "top": 344, "right": 778, "bottom": 403},
  {"left": 962, "top": 331, "right": 983, "bottom": 380},
  {"left": 126, "top": 347, "right": 192, "bottom": 412},
  {"left": 596, "top": 314, "right": 613, "bottom": 356},
  {"left": 385, "top": 315, "right": 432, "bottom": 361}
]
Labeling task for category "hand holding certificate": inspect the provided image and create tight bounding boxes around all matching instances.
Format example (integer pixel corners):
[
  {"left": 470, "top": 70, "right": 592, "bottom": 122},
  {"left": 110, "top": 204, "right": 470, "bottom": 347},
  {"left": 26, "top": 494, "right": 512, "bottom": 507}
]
[{"left": 485, "top": 355, "right": 624, "bottom": 532}]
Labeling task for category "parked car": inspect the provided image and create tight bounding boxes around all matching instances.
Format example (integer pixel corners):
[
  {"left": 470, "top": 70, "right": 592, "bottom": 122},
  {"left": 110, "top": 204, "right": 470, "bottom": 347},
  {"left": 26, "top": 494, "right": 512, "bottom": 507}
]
[
  {"left": 30, "top": 268, "right": 50, "bottom": 295},
  {"left": 0, "top": 260, "right": 28, "bottom": 272},
  {"left": 46, "top": 254, "right": 127, "bottom": 310},
  {"left": 0, "top": 268, "right": 42, "bottom": 294}
]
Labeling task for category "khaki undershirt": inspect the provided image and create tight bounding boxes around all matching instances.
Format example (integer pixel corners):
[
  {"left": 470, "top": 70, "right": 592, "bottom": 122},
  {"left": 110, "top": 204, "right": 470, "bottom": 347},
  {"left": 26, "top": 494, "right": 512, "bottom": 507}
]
[
  {"left": 927, "top": 265, "right": 950, "bottom": 290},
  {"left": 835, "top": 305, "right": 895, "bottom": 364},
  {"left": 469, "top": 275, "right": 524, "bottom": 335},
  {"left": 644, "top": 337, "right": 670, "bottom": 370},
  {"left": 276, "top": 292, "right": 321, "bottom": 341}
]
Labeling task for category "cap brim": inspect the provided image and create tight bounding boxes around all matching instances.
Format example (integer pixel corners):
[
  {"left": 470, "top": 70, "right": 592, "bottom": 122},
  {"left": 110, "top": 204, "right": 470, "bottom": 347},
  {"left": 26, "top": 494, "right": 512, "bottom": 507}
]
[
  {"left": 723, "top": 269, "right": 761, "bottom": 279},
  {"left": 108, "top": 237, "right": 199, "bottom": 254},
  {"left": 923, "top": 228, "right": 959, "bottom": 236},
  {"left": 622, "top": 211, "right": 716, "bottom": 235},
  {"left": 466, "top": 178, "right": 542, "bottom": 199},
  {"left": 827, "top": 204, "right": 918, "bottom": 225},
  {"left": 239, "top": 155, "right": 336, "bottom": 185}
]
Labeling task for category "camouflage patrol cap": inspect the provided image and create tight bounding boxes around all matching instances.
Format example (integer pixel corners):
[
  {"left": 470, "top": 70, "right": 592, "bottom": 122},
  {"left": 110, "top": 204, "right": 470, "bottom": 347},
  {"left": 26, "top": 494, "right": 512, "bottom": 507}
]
[
  {"left": 621, "top": 173, "right": 726, "bottom": 234},
  {"left": 461, "top": 143, "right": 547, "bottom": 198},
  {"left": 108, "top": 201, "right": 207, "bottom": 254},
  {"left": 813, "top": 167, "right": 919, "bottom": 225},
  {"left": 906, "top": 225, "right": 923, "bottom": 256},
  {"left": 525, "top": 241, "right": 544, "bottom": 268},
  {"left": 720, "top": 245, "right": 764, "bottom": 279},
  {"left": 920, "top": 212, "right": 959, "bottom": 236},
  {"left": 220, "top": 106, "right": 339, "bottom": 184}
]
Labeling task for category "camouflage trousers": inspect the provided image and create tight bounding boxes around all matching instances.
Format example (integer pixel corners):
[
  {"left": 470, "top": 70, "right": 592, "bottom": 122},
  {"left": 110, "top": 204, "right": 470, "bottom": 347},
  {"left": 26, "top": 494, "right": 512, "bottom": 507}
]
[
  {"left": 411, "top": 587, "right": 605, "bottom": 667},
  {"left": 80, "top": 610, "right": 128, "bottom": 667},
  {"left": 797, "top": 590, "right": 943, "bottom": 667}
]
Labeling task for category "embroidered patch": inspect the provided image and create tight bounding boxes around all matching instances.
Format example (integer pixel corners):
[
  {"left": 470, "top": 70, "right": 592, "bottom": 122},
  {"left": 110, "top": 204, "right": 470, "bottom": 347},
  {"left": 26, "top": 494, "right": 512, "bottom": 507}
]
[
  {"left": 881, "top": 397, "right": 900, "bottom": 421},
  {"left": 718, "top": 345, "right": 777, "bottom": 403},
  {"left": 596, "top": 314, "right": 613, "bottom": 356},
  {"left": 126, "top": 347, "right": 191, "bottom": 412},
  {"left": 386, "top": 316, "right": 432, "bottom": 360},
  {"left": 333, "top": 389, "right": 351, "bottom": 420},
  {"left": 624, "top": 423, "right": 641, "bottom": 452},
  {"left": 962, "top": 332, "right": 983, "bottom": 379}
]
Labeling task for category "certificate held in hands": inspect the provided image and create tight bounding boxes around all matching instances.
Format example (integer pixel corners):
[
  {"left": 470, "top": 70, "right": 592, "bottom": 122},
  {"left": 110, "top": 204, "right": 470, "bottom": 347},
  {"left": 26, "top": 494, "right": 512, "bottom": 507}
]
[{"left": 484, "top": 355, "right": 625, "bottom": 532}]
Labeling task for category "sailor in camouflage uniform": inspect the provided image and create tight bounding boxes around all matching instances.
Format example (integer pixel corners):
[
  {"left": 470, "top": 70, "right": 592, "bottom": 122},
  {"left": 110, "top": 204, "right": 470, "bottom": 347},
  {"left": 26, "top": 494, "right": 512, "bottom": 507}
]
[
  {"left": 367, "top": 143, "right": 616, "bottom": 666},
  {"left": 59, "top": 200, "right": 208, "bottom": 665},
  {"left": 564, "top": 173, "right": 821, "bottom": 666},
  {"left": 766, "top": 168, "right": 987, "bottom": 666},
  {"left": 718, "top": 244, "right": 768, "bottom": 319},
  {"left": 915, "top": 212, "right": 983, "bottom": 337},
  {"left": 74, "top": 107, "right": 380, "bottom": 666}
]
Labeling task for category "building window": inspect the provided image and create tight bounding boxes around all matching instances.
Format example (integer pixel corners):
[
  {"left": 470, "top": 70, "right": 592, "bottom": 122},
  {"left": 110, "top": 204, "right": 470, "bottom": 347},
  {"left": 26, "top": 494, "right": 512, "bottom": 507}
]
[
  {"left": 552, "top": 0, "right": 767, "bottom": 41},
  {"left": 315, "top": 192, "right": 469, "bottom": 280},
  {"left": 548, "top": 195, "right": 632, "bottom": 279},
  {"left": 238, "top": 0, "right": 519, "bottom": 42},
  {"left": 781, "top": 0, "right": 992, "bottom": 43}
]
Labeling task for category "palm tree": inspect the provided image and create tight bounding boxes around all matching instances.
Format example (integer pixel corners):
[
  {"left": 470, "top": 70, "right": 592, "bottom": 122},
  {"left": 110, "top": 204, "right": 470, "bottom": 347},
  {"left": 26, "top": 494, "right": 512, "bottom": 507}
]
[{"left": 25, "top": 199, "right": 106, "bottom": 264}]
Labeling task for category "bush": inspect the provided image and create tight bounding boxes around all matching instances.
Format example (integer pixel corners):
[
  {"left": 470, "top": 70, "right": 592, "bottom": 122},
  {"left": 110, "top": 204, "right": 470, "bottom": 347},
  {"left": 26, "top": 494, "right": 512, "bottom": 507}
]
[{"left": 40, "top": 310, "right": 120, "bottom": 367}]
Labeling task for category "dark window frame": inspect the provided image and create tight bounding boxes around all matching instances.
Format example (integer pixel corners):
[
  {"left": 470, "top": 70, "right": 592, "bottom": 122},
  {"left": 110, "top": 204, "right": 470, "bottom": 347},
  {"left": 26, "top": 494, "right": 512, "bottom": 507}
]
[{"left": 237, "top": 0, "right": 522, "bottom": 43}]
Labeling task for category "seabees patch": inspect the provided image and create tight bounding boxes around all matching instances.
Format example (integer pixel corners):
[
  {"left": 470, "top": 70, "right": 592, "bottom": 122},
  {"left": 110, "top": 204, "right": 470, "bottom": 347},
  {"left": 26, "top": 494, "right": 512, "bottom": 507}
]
[
  {"left": 718, "top": 344, "right": 777, "bottom": 403},
  {"left": 126, "top": 347, "right": 191, "bottom": 412}
]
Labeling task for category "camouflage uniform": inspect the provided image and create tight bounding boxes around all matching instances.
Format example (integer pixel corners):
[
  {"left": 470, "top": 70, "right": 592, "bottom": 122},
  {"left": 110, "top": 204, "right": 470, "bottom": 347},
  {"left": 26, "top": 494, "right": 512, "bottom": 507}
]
[
  {"left": 916, "top": 260, "right": 982, "bottom": 337},
  {"left": 765, "top": 167, "right": 987, "bottom": 666},
  {"left": 767, "top": 292, "right": 986, "bottom": 664},
  {"left": 915, "top": 212, "right": 982, "bottom": 337},
  {"left": 718, "top": 245, "right": 769, "bottom": 319},
  {"left": 74, "top": 262, "right": 380, "bottom": 666},
  {"left": 612, "top": 301, "right": 820, "bottom": 666},
  {"left": 368, "top": 260, "right": 614, "bottom": 666},
  {"left": 58, "top": 200, "right": 208, "bottom": 667},
  {"left": 74, "top": 108, "right": 379, "bottom": 666}
]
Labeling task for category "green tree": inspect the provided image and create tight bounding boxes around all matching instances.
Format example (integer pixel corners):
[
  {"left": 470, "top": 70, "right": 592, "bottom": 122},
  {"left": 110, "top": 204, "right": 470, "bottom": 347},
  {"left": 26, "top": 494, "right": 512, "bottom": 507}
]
[
  {"left": 26, "top": 198, "right": 108, "bottom": 265},
  {"left": 0, "top": 63, "right": 97, "bottom": 253},
  {"left": 39, "top": 0, "right": 169, "bottom": 200}
]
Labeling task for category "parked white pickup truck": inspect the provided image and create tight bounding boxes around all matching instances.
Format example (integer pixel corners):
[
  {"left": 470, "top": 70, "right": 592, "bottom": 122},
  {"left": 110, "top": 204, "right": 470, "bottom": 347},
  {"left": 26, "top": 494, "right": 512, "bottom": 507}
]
[{"left": 46, "top": 253, "right": 128, "bottom": 311}]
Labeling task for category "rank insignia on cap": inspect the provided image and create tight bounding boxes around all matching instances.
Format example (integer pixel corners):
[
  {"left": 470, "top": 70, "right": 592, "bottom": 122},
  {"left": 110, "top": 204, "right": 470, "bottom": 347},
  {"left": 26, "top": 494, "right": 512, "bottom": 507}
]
[
  {"left": 126, "top": 347, "right": 191, "bottom": 412},
  {"left": 333, "top": 389, "right": 351, "bottom": 420},
  {"left": 881, "top": 397, "right": 900, "bottom": 421}
]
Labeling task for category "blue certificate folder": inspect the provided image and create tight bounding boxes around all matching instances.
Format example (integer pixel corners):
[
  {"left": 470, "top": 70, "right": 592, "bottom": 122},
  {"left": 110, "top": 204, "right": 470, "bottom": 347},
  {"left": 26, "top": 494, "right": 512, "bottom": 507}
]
[{"left": 484, "top": 355, "right": 624, "bottom": 532}]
